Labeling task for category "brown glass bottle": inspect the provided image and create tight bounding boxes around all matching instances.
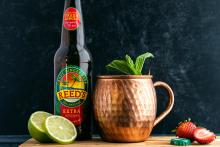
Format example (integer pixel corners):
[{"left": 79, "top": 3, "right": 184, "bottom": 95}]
[{"left": 54, "top": 0, "right": 92, "bottom": 140}]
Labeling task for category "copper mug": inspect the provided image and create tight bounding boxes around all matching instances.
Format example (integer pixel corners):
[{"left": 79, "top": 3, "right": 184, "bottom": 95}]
[{"left": 93, "top": 75, "right": 174, "bottom": 142}]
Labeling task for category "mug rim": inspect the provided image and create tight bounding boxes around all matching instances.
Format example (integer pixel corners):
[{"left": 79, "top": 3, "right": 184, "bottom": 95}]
[{"left": 97, "top": 75, "right": 153, "bottom": 79}]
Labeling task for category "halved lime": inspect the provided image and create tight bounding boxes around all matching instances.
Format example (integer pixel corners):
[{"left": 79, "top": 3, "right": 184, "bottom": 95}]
[
  {"left": 44, "top": 115, "right": 77, "bottom": 144},
  {"left": 28, "top": 111, "right": 53, "bottom": 143}
]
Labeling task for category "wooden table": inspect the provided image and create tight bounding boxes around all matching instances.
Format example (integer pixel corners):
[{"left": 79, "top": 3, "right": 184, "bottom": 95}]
[{"left": 20, "top": 136, "right": 220, "bottom": 147}]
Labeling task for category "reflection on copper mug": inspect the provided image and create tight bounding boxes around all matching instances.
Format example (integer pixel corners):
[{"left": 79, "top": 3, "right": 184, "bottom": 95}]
[{"left": 94, "top": 75, "right": 174, "bottom": 142}]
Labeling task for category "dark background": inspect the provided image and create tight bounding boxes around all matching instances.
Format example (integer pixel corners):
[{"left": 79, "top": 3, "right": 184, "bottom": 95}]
[{"left": 0, "top": 0, "right": 220, "bottom": 138}]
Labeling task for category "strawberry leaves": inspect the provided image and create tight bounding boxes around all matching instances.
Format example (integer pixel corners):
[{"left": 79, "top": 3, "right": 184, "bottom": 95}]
[{"left": 106, "top": 52, "right": 154, "bottom": 75}]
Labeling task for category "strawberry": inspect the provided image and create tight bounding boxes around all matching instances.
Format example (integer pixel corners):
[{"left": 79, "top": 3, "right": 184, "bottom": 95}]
[
  {"left": 193, "top": 127, "right": 216, "bottom": 144},
  {"left": 175, "top": 119, "right": 197, "bottom": 139}
]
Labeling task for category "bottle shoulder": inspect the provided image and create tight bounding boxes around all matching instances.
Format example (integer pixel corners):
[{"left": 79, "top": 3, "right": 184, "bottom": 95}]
[
  {"left": 78, "top": 46, "right": 93, "bottom": 62},
  {"left": 54, "top": 45, "right": 92, "bottom": 63}
]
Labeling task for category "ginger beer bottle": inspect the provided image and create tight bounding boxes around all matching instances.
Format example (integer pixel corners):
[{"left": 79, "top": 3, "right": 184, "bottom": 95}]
[{"left": 54, "top": 0, "right": 92, "bottom": 140}]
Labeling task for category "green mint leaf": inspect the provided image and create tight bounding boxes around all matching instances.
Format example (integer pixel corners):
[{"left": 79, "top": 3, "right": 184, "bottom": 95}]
[
  {"left": 106, "top": 52, "right": 154, "bottom": 75},
  {"left": 106, "top": 60, "right": 133, "bottom": 75},
  {"left": 125, "top": 55, "right": 141, "bottom": 75},
  {"left": 135, "top": 52, "right": 154, "bottom": 74},
  {"left": 125, "top": 55, "right": 134, "bottom": 67}
]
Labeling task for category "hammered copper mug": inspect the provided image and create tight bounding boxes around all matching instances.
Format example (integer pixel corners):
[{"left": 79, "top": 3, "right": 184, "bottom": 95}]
[{"left": 93, "top": 75, "right": 174, "bottom": 142}]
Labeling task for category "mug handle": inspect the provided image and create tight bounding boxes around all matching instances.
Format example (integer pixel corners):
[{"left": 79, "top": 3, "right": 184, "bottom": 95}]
[{"left": 153, "top": 81, "right": 174, "bottom": 127}]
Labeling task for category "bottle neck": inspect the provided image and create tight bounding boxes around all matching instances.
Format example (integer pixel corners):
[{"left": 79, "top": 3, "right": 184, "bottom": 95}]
[{"left": 60, "top": 0, "right": 85, "bottom": 48}]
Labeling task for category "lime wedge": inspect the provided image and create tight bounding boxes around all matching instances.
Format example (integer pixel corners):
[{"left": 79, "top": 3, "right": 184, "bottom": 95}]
[
  {"left": 44, "top": 115, "right": 77, "bottom": 144},
  {"left": 28, "top": 111, "right": 53, "bottom": 143}
]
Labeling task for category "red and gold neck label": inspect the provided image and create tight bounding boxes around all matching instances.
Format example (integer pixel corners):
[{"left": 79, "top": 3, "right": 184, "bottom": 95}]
[{"left": 63, "top": 7, "right": 81, "bottom": 30}]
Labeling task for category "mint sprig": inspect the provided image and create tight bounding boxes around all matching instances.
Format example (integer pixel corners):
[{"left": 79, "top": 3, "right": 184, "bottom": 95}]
[{"left": 106, "top": 52, "right": 154, "bottom": 75}]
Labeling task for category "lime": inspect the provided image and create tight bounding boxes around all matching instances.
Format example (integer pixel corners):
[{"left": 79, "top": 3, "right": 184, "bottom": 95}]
[
  {"left": 44, "top": 115, "right": 77, "bottom": 144},
  {"left": 28, "top": 111, "right": 53, "bottom": 143}
]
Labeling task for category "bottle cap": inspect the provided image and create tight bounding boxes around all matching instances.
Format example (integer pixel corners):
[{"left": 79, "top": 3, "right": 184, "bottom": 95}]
[{"left": 170, "top": 138, "right": 191, "bottom": 146}]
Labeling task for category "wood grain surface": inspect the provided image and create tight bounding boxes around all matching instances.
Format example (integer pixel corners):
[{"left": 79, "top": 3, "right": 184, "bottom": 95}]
[{"left": 20, "top": 136, "right": 220, "bottom": 147}]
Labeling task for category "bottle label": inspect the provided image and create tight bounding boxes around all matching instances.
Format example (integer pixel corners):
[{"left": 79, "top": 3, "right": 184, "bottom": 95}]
[
  {"left": 63, "top": 7, "right": 81, "bottom": 30},
  {"left": 55, "top": 65, "right": 88, "bottom": 125}
]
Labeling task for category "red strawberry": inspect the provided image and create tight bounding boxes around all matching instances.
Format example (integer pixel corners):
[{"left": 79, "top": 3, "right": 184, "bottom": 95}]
[
  {"left": 175, "top": 119, "right": 197, "bottom": 139},
  {"left": 193, "top": 128, "right": 216, "bottom": 144}
]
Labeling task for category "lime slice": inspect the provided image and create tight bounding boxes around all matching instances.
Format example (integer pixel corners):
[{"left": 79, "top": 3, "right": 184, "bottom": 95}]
[
  {"left": 44, "top": 115, "right": 77, "bottom": 144},
  {"left": 28, "top": 111, "right": 53, "bottom": 143}
]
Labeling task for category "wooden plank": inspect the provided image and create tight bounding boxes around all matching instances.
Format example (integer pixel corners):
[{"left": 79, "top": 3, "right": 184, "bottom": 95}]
[{"left": 19, "top": 136, "right": 220, "bottom": 147}]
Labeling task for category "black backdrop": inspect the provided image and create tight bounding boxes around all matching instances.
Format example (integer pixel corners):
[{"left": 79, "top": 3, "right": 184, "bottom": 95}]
[{"left": 0, "top": 0, "right": 220, "bottom": 135}]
